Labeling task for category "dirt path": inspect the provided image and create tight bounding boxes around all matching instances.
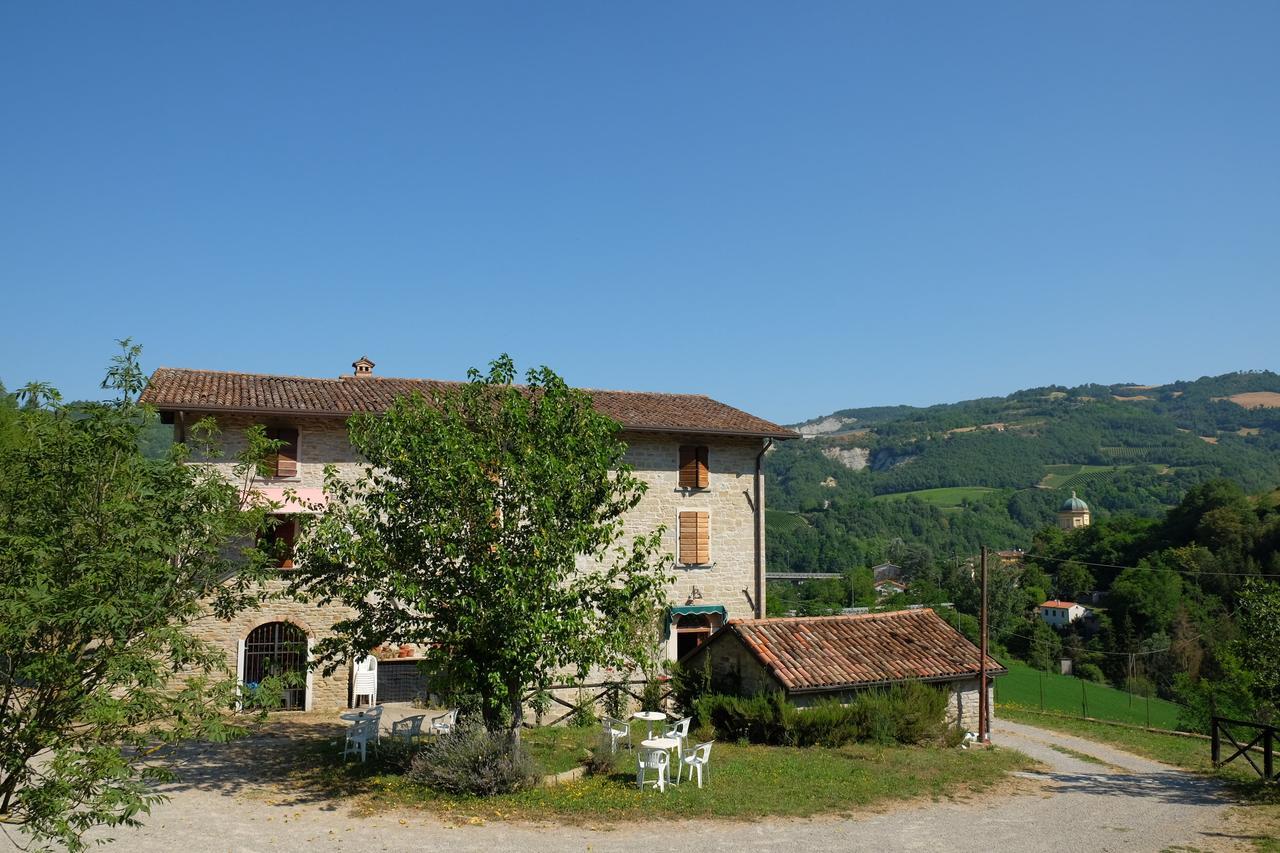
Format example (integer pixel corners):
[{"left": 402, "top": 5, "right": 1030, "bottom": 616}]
[{"left": 82, "top": 718, "right": 1242, "bottom": 853}]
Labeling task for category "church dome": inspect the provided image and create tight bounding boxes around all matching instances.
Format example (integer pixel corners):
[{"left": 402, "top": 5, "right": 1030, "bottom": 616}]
[{"left": 1060, "top": 491, "right": 1089, "bottom": 512}]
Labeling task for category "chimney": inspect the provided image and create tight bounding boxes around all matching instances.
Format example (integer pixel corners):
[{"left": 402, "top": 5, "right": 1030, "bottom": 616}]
[{"left": 352, "top": 356, "right": 375, "bottom": 377}]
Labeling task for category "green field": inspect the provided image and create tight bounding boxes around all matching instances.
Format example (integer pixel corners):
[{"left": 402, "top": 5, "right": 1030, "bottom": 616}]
[
  {"left": 870, "top": 486, "right": 996, "bottom": 510},
  {"left": 995, "top": 660, "right": 1184, "bottom": 730},
  {"left": 765, "top": 509, "right": 810, "bottom": 532}
]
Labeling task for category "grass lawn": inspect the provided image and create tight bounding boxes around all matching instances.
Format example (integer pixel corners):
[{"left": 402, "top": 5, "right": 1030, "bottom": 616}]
[
  {"left": 871, "top": 487, "right": 997, "bottom": 510},
  {"left": 999, "top": 707, "right": 1280, "bottom": 851},
  {"left": 996, "top": 660, "right": 1183, "bottom": 729},
  {"left": 286, "top": 725, "right": 1038, "bottom": 823}
]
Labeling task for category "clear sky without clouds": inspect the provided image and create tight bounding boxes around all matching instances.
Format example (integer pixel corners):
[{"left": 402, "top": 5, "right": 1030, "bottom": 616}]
[{"left": 2, "top": 2, "right": 1277, "bottom": 423}]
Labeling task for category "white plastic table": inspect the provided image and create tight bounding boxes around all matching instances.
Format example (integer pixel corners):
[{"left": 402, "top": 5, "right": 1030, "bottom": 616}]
[{"left": 632, "top": 710, "right": 668, "bottom": 739}]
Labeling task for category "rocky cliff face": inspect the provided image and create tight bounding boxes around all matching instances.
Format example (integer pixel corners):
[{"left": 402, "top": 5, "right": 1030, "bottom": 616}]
[
  {"left": 821, "top": 445, "right": 870, "bottom": 470},
  {"left": 797, "top": 415, "right": 855, "bottom": 437}
]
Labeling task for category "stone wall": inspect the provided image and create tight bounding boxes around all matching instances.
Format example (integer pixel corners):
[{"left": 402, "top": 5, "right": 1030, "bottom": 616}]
[
  {"left": 186, "top": 580, "right": 356, "bottom": 711},
  {"left": 178, "top": 416, "right": 769, "bottom": 711},
  {"left": 609, "top": 431, "right": 765, "bottom": 660}
]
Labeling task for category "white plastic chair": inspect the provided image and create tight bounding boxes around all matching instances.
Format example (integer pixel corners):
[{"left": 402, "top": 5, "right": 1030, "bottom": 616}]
[
  {"left": 352, "top": 655, "right": 378, "bottom": 708},
  {"left": 431, "top": 708, "right": 459, "bottom": 736},
  {"left": 390, "top": 714, "right": 426, "bottom": 743},
  {"left": 663, "top": 716, "right": 692, "bottom": 754},
  {"left": 342, "top": 719, "right": 378, "bottom": 762},
  {"left": 602, "top": 716, "right": 632, "bottom": 752},
  {"left": 636, "top": 747, "right": 670, "bottom": 792},
  {"left": 681, "top": 741, "right": 714, "bottom": 788}
]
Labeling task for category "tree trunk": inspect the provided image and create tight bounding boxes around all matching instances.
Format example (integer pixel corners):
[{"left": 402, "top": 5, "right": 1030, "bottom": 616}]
[{"left": 507, "top": 681, "right": 524, "bottom": 745}]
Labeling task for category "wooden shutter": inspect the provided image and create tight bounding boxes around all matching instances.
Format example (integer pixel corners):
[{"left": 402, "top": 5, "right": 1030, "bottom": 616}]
[
  {"left": 679, "top": 446, "right": 709, "bottom": 489},
  {"left": 678, "top": 511, "right": 710, "bottom": 565},
  {"left": 278, "top": 517, "right": 296, "bottom": 569},
  {"left": 270, "top": 427, "right": 298, "bottom": 477}
]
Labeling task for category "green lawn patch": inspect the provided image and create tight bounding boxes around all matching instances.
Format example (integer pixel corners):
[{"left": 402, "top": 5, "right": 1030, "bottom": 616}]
[
  {"left": 283, "top": 726, "right": 1036, "bottom": 823},
  {"left": 871, "top": 487, "right": 997, "bottom": 510},
  {"left": 996, "top": 661, "right": 1183, "bottom": 729}
]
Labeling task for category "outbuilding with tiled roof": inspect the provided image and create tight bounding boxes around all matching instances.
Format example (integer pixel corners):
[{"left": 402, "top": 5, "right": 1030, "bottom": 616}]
[{"left": 681, "top": 609, "right": 1005, "bottom": 731}]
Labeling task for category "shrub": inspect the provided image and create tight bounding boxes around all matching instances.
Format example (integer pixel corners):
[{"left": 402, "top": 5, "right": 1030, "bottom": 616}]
[
  {"left": 847, "top": 690, "right": 897, "bottom": 745},
  {"left": 408, "top": 725, "right": 536, "bottom": 795},
  {"left": 640, "top": 676, "right": 665, "bottom": 712},
  {"left": 887, "top": 681, "right": 948, "bottom": 743},
  {"left": 695, "top": 683, "right": 950, "bottom": 747},
  {"left": 571, "top": 686, "right": 598, "bottom": 728},
  {"left": 670, "top": 657, "right": 713, "bottom": 721},
  {"left": 696, "top": 692, "right": 792, "bottom": 744},
  {"left": 789, "top": 699, "right": 859, "bottom": 747},
  {"left": 1077, "top": 663, "right": 1107, "bottom": 683},
  {"left": 602, "top": 679, "right": 629, "bottom": 720},
  {"left": 585, "top": 728, "right": 617, "bottom": 776}
]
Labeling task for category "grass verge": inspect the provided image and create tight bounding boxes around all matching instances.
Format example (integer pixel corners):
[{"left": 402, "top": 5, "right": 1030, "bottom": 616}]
[{"left": 281, "top": 725, "right": 1038, "bottom": 823}]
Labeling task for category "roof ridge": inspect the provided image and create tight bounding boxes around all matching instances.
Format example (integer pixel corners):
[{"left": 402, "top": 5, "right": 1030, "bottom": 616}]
[
  {"left": 156, "top": 368, "right": 723, "bottom": 401},
  {"left": 732, "top": 609, "right": 932, "bottom": 626}
]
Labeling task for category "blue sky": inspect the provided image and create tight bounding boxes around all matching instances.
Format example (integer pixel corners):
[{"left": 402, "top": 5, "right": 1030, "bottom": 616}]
[{"left": 2, "top": 2, "right": 1277, "bottom": 423}]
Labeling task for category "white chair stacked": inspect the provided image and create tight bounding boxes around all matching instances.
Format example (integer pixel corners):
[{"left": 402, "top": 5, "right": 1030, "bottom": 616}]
[{"left": 352, "top": 655, "right": 378, "bottom": 708}]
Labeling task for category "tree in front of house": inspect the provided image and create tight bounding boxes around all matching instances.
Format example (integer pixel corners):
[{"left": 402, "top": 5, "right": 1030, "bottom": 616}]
[
  {"left": 0, "top": 342, "right": 278, "bottom": 852},
  {"left": 291, "top": 356, "right": 673, "bottom": 740}
]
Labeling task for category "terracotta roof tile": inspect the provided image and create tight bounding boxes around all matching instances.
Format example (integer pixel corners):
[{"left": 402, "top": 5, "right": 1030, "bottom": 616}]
[
  {"left": 140, "top": 368, "right": 797, "bottom": 440},
  {"left": 724, "top": 609, "right": 1005, "bottom": 691}
]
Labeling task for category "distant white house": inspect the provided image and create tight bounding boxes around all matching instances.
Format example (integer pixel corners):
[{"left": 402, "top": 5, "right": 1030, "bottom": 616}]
[
  {"left": 875, "top": 579, "right": 907, "bottom": 600},
  {"left": 1037, "top": 600, "right": 1087, "bottom": 626}
]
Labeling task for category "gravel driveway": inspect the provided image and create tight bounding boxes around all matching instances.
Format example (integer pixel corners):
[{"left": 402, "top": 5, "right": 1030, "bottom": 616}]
[{"left": 81, "top": 717, "right": 1239, "bottom": 853}]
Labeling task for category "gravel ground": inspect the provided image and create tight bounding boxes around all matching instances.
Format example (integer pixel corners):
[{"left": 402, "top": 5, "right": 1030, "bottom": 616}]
[{"left": 74, "top": 716, "right": 1243, "bottom": 853}]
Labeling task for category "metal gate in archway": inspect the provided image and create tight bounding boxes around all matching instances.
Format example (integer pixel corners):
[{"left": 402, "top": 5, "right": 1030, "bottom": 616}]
[{"left": 243, "top": 622, "right": 308, "bottom": 710}]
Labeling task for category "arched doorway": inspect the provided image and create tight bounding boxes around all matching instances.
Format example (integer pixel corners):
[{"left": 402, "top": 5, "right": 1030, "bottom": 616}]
[
  {"left": 243, "top": 621, "right": 308, "bottom": 710},
  {"left": 676, "top": 613, "right": 718, "bottom": 660}
]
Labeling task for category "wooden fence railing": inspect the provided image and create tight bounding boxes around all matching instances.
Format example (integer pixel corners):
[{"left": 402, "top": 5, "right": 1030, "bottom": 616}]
[
  {"left": 1211, "top": 716, "right": 1278, "bottom": 782},
  {"left": 520, "top": 679, "right": 673, "bottom": 728}
]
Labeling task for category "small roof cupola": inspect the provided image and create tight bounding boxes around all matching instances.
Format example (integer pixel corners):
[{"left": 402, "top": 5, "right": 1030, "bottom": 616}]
[
  {"left": 1057, "top": 490, "right": 1091, "bottom": 530},
  {"left": 351, "top": 356, "right": 376, "bottom": 378}
]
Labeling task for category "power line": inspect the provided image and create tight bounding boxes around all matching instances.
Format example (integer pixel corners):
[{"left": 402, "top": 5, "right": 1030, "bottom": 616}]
[{"left": 1020, "top": 550, "right": 1280, "bottom": 580}]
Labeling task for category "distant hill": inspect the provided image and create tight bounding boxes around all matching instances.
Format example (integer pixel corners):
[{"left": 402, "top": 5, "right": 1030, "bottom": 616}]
[{"left": 764, "top": 371, "right": 1280, "bottom": 572}]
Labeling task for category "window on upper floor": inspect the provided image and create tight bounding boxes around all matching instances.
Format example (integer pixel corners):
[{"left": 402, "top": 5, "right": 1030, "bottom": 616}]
[
  {"left": 264, "top": 427, "right": 299, "bottom": 478},
  {"left": 678, "top": 445, "right": 709, "bottom": 490},
  {"left": 678, "top": 511, "right": 710, "bottom": 566},
  {"left": 259, "top": 514, "right": 297, "bottom": 568}
]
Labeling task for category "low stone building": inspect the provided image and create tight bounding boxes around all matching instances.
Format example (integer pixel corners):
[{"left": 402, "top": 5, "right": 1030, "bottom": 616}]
[
  {"left": 141, "top": 359, "right": 797, "bottom": 710},
  {"left": 681, "top": 609, "right": 1004, "bottom": 730}
]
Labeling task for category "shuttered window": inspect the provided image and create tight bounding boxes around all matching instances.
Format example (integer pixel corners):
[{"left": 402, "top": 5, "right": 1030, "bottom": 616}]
[
  {"left": 265, "top": 427, "right": 299, "bottom": 478},
  {"left": 678, "top": 446, "right": 709, "bottom": 489},
  {"left": 678, "top": 511, "right": 710, "bottom": 565},
  {"left": 260, "top": 515, "right": 297, "bottom": 569}
]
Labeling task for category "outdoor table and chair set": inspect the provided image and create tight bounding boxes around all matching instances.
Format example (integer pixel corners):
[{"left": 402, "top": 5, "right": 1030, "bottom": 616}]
[{"left": 604, "top": 710, "right": 714, "bottom": 792}]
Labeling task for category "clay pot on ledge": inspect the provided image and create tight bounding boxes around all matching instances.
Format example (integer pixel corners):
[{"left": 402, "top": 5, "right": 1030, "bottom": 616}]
[{"left": 398, "top": 644, "right": 414, "bottom": 658}]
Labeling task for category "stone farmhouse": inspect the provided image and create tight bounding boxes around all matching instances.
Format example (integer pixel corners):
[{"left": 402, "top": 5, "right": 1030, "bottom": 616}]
[
  {"left": 682, "top": 609, "right": 1004, "bottom": 730},
  {"left": 141, "top": 359, "right": 797, "bottom": 710}
]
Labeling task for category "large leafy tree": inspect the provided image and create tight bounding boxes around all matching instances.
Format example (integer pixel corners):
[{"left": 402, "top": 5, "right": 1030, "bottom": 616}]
[
  {"left": 292, "top": 356, "right": 672, "bottom": 739},
  {"left": 0, "top": 342, "right": 275, "bottom": 851}
]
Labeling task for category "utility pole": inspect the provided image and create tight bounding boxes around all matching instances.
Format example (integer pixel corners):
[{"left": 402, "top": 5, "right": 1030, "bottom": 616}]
[{"left": 979, "top": 545, "right": 989, "bottom": 744}]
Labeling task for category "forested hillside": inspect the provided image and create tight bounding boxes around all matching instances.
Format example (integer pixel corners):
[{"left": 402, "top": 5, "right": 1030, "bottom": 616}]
[{"left": 766, "top": 371, "right": 1280, "bottom": 572}]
